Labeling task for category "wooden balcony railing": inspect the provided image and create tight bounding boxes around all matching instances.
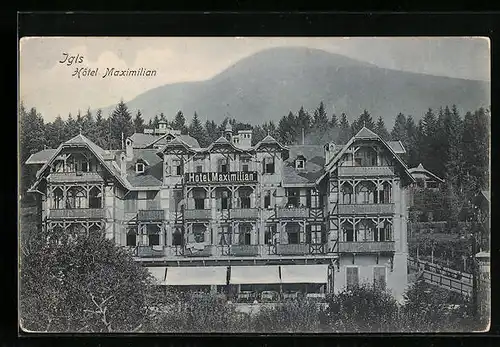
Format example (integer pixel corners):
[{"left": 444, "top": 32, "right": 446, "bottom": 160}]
[
  {"left": 136, "top": 245, "right": 165, "bottom": 258},
  {"left": 337, "top": 204, "right": 394, "bottom": 215},
  {"left": 230, "top": 245, "right": 260, "bottom": 256},
  {"left": 276, "top": 207, "right": 309, "bottom": 219},
  {"left": 230, "top": 208, "right": 259, "bottom": 219},
  {"left": 184, "top": 209, "right": 211, "bottom": 220},
  {"left": 276, "top": 243, "right": 310, "bottom": 255},
  {"left": 138, "top": 209, "right": 164, "bottom": 221},
  {"left": 49, "top": 208, "right": 105, "bottom": 219},
  {"left": 338, "top": 241, "right": 395, "bottom": 253},
  {"left": 338, "top": 166, "right": 395, "bottom": 177},
  {"left": 184, "top": 245, "right": 215, "bottom": 257},
  {"left": 48, "top": 171, "right": 104, "bottom": 182}
]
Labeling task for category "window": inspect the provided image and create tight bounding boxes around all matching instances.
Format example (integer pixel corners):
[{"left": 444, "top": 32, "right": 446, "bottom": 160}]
[
  {"left": 381, "top": 182, "right": 392, "bottom": 204},
  {"left": 357, "top": 182, "right": 375, "bottom": 204},
  {"left": 343, "top": 224, "right": 354, "bottom": 242},
  {"left": 239, "top": 188, "right": 252, "bottom": 209},
  {"left": 82, "top": 161, "right": 89, "bottom": 172},
  {"left": 66, "top": 186, "right": 87, "bottom": 209},
  {"left": 307, "top": 224, "right": 324, "bottom": 244},
  {"left": 219, "top": 225, "right": 232, "bottom": 245},
  {"left": 147, "top": 224, "right": 160, "bottom": 246},
  {"left": 196, "top": 165, "right": 203, "bottom": 173},
  {"left": 89, "top": 187, "right": 102, "bottom": 208},
  {"left": 296, "top": 159, "right": 305, "bottom": 169},
  {"left": 52, "top": 187, "right": 63, "bottom": 209},
  {"left": 193, "top": 189, "right": 206, "bottom": 210},
  {"left": 172, "top": 190, "right": 182, "bottom": 212},
  {"left": 263, "top": 156, "right": 275, "bottom": 174},
  {"left": 342, "top": 185, "right": 353, "bottom": 204},
  {"left": 233, "top": 137, "right": 240, "bottom": 144},
  {"left": 238, "top": 224, "right": 252, "bottom": 245},
  {"left": 172, "top": 159, "right": 183, "bottom": 176},
  {"left": 357, "top": 220, "right": 374, "bottom": 242},
  {"left": 286, "top": 223, "right": 300, "bottom": 244},
  {"left": 241, "top": 157, "right": 250, "bottom": 172},
  {"left": 126, "top": 227, "right": 137, "bottom": 246},
  {"left": 146, "top": 191, "right": 159, "bottom": 209},
  {"left": 264, "top": 190, "right": 271, "bottom": 209},
  {"left": 218, "top": 158, "right": 229, "bottom": 173},
  {"left": 286, "top": 188, "right": 300, "bottom": 207},
  {"left": 354, "top": 158, "right": 362, "bottom": 167},
  {"left": 221, "top": 190, "right": 229, "bottom": 210},
  {"left": 136, "top": 163, "right": 145, "bottom": 173},
  {"left": 373, "top": 267, "right": 386, "bottom": 290},
  {"left": 346, "top": 267, "right": 359, "bottom": 290},
  {"left": 172, "top": 228, "right": 184, "bottom": 246}
]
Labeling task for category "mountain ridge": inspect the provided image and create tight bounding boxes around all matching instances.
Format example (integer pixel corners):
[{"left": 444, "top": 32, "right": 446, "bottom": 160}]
[{"left": 95, "top": 47, "right": 490, "bottom": 127}]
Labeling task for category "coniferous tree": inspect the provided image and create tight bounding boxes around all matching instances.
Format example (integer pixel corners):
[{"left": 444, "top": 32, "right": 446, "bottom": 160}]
[
  {"left": 93, "top": 109, "right": 110, "bottom": 149},
  {"left": 205, "top": 120, "right": 219, "bottom": 144},
  {"left": 172, "top": 111, "right": 187, "bottom": 134},
  {"left": 75, "top": 110, "right": 83, "bottom": 132},
  {"left": 82, "top": 108, "right": 95, "bottom": 138},
  {"left": 188, "top": 112, "right": 208, "bottom": 146},
  {"left": 278, "top": 112, "right": 297, "bottom": 145},
  {"left": 462, "top": 107, "right": 489, "bottom": 191},
  {"left": 109, "top": 100, "right": 134, "bottom": 150},
  {"left": 406, "top": 116, "right": 419, "bottom": 167},
  {"left": 312, "top": 102, "right": 329, "bottom": 130},
  {"left": 375, "top": 116, "right": 390, "bottom": 140},
  {"left": 152, "top": 115, "right": 160, "bottom": 129},
  {"left": 252, "top": 125, "right": 266, "bottom": 146},
  {"left": 330, "top": 113, "right": 338, "bottom": 128},
  {"left": 159, "top": 113, "right": 167, "bottom": 122},
  {"left": 391, "top": 113, "right": 408, "bottom": 143},
  {"left": 297, "top": 106, "right": 312, "bottom": 135},
  {"left": 64, "top": 113, "right": 79, "bottom": 139},
  {"left": 351, "top": 109, "right": 375, "bottom": 135},
  {"left": 133, "top": 110, "right": 145, "bottom": 133},
  {"left": 263, "top": 121, "right": 278, "bottom": 139},
  {"left": 419, "top": 108, "right": 439, "bottom": 174},
  {"left": 147, "top": 118, "right": 153, "bottom": 129},
  {"left": 338, "top": 113, "right": 351, "bottom": 144},
  {"left": 45, "top": 116, "right": 66, "bottom": 149}
]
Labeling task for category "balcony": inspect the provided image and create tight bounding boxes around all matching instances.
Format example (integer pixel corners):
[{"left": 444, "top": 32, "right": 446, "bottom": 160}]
[
  {"left": 338, "top": 166, "right": 395, "bottom": 177},
  {"left": 184, "top": 209, "right": 211, "bottom": 220},
  {"left": 276, "top": 244, "right": 310, "bottom": 255},
  {"left": 138, "top": 209, "right": 164, "bottom": 221},
  {"left": 49, "top": 208, "right": 105, "bottom": 219},
  {"left": 230, "top": 245, "right": 260, "bottom": 256},
  {"left": 184, "top": 245, "right": 215, "bottom": 257},
  {"left": 48, "top": 171, "right": 104, "bottom": 183},
  {"left": 337, "top": 204, "right": 394, "bottom": 215},
  {"left": 277, "top": 207, "right": 309, "bottom": 219},
  {"left": 136, "top": 245, "right": 165, "bottom": 258},
  {"left": 230, "top": 208, "right": 259, "bottom": 219},
  {"left": 338, "top": 241, "right": 395, "bottom": 253}
]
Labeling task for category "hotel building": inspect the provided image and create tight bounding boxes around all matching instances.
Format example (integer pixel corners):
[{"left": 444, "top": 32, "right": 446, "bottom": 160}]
[{"left": 26, "top": 120, "right": 415, "bottom": 300}]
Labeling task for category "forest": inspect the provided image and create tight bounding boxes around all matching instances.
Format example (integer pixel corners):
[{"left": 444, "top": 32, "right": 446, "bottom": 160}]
[{"left": 19, "top": 100, "right": 489, "bottom": 226}]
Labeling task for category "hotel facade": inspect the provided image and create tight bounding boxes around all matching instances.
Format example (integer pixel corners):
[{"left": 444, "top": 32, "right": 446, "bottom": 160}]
[{"left": 26, "top": 121, "right": 415, "bottom": 300}]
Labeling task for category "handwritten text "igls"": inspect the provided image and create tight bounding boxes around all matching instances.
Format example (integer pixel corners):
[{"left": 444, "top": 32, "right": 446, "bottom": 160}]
[{"left": 59, "top": 53, "right": 84, "bottom": 66}]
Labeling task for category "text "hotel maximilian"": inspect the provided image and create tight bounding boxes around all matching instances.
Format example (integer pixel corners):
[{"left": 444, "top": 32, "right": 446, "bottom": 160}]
[{"left": 185, "top": 171, "right": 258, "bottom": 184}]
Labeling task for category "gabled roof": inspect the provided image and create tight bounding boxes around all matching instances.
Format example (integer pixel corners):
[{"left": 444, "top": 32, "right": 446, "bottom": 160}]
[
  {"left": 283, "top": 145, "right": 325, "bottom": 187},
  {"left": 178, "top": 135, "right": 200, "bottom": 148},
  {"left": 253, "top": 135, "right": 288, "bottom": 151},
  {"left": 25, "top": 149, "right": 58, "bottom": 165},
  {"left": 129, "top": 133, "right": 159, "bottom": 148},
  {"left": 408, "top": 163, "right": 445, "bottom": 183},
  {"left": 317, "top": 126, "right": 415, "bottom": 185},
  {"left": 28, "top": 134, "right": 131, "bottom": 192},
  {"left": 206, "top": 136, "right": 246, "bottom": 153},
  {"left": 481, "top": 190, "right": 490, "bottom": 203},
  {"left": 386, "top": 141, "right": 406, "bottom": 154}
]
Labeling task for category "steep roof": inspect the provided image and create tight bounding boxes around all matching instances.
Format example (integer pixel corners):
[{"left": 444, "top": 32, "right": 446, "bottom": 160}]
[
  {"left": 129, "top": 133, "right": 159, "bottom": 148},
  {"left": 408, "top": 163, "right": 445, "bottom": 183},
  {"left": 25, "top": 149, "right": 57, "bottom": 165},
  {"left": 283, "top": 145, "right": 325, "bottom": 186},
  {"left": 386, "top": 141, "right": 406, "bottom": 154},
  {"left": 254, "top": 135, "right": 288, "bottom": 151},
  {"left": 178, "top": 135, "right": 200, "bottom": 148}
]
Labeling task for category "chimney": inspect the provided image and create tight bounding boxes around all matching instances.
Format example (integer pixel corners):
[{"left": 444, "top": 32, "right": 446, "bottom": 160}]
[
  {"left": 324, "top": 142, "right": 336, "bottom": 165},
  {"left": 125, "top": 137, "right": 133, "bottom": 160},
  {"left": 120, "top": 153, "right": 127, "bottom": 177}
]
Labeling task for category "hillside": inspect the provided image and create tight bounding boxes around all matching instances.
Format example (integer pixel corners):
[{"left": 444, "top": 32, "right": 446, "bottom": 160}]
[{"left": 97, "top": 47, "right": 490, "bottom": 127}]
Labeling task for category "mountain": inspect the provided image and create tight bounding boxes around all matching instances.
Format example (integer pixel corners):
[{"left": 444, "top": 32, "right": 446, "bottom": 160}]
[{"left": 97, "top": 47, "right": 490, "bottom": 127}]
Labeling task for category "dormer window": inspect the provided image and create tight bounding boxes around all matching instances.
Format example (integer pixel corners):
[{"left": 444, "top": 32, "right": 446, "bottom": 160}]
[
  {"left": 295, "top": 156, "right": 306, "bottom": 170},
  {"left": 136, "top": 162, "right": 145, "bottom": 173}
]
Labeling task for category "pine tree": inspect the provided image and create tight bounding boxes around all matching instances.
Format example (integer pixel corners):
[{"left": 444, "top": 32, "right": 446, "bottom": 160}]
[
  {"left": 419, "top": 108, "right": 439, "bottom": 174},
  {"left": 252, "top": 125, "right": 266, "bottom": 146},
  {"left": 406, "top": 116, "right": 419, "bottom": 167},
  {"left": 391, "top": 113, "right": 408, "bottom": 143},
  {"left": 152, "top": 115, "right": 160, "bottom": 129},
  {"left": 133, "top": 110, "right": 145, "bottom": 133},
  {"left": 65, "top": 113, "right": 79, "bottom": 139},
  {"left": 93, "top": 109, "right": 110, "bottom": 149},
  {"left": 188, "top": 112, "right": 208, "bottom": 146},
  {"left": 76, "top": 110, "right": 83, "bottom": 132},
  {"left": 159, "top": 113, "right": 167, "bottom": 122},
  {"left": 205, "top": 119, "right": 219, "bottom": 144},
  {"left": 351, "top": 109, "right": 375, "bottom": 135},
  {"left": 312, "top": 102, "right": 329, "bottom": 130},
  {"left": 297, "top": 106, "right": 312, "bottom": 135},
  {"left": 462, "top": 107, "right": 489, "bottom": 191},
  {"left": 330, "top": 113, "right": 338, "bottom": 128},
  {"left": 109, "top": 100, "right": 134, "bottom": 150},
  {"left": 278, "top": 112, "right": 297, "bottom": 145},
  {"left": 172, "top": 111, "right": 187, "bottom": 134},
  {"left": 147, "top": 118, "right": 153, "bottom": 129},
  {"left": 375, "top": 116, "right": 390, "bottom": 140},
  {"left": 82, "top": 108, "right": 95, "bottom": 138},
  {"left": 45, "top": 116, "right": 66, "bottom": 149},
  {"left": 263, "top": 121, "right": 278, "bottom": 139},
  {"left": 338, "top": 113, "right": 351, "bottom": 144}
]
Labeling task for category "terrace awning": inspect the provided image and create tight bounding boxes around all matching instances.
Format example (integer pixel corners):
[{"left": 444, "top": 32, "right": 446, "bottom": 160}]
[
  {"left": 280, "top": 264, "right": 329, "bottom": 284},
  {"left": 229, "top": 265, "right": 281, "bottom": 284},
  {"left": 165, "top": 266, "right": 227, "bottom": 286},
  {"left": 147, "top": 266, "right": 167, "bottom": 285}
]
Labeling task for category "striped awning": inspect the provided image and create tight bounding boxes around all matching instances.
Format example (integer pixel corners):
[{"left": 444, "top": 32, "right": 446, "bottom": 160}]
[
  {"left": 280, "top": 264, "right": 329, "bottom": 284},
  {"left": 229, "top": 265, "right": 281, "bottom": 285},
  {"left": 147, "top": 266, "right": 167, "bottom": 285},
  {"left": 165, "top": 266, "right": 227, "bottom": 286}
]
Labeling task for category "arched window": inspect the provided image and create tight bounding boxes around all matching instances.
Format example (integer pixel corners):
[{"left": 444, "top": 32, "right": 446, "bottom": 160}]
[
  {"left": 89, "top": 187, "right": 102, "bottom": 208},
  {"left": 66, "top": 186, "right": 87, "bottom": 209},
  {"left": 192, "top": 188, "right": 206, "bottom": 210},
  {"left": 89, "top": 224, "right": 102, "bottom": 238},
  {"left": 172, "top": 227, "right": 184, "bottom": 246},
  {"left": 126, "top": 227, "right": 137, "bottom": 247},
  {"left": 341, "top": 184, "right": 353, "bottom": 204},
  {"left": 357, "top": 182, "right": 375, "bottom": 204},
  {"left": 52, "top": 187, "right": 63, "bottom": 209},
  {"left": 357, "top": 220, "right": 375, "bottom": 242},
  {"left": 238, "top": 223, "right": 252, "bottom": 245},
  {"left": 238, "top": 188, "right": 252, "bottom": 209},
  {"left": 285, "top": 223, "right": 300, "bottom": 244},
  {"left": 342, "top": 222, "right": 354, "bottom": 242},
  {"left": 381, "top": 182, "right": 392, "bottom": 204}
]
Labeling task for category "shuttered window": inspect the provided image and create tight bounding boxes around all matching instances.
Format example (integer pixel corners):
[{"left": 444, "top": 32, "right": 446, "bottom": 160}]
[{"left": 374, "top": 267, "right": 386, "bottom": 290}]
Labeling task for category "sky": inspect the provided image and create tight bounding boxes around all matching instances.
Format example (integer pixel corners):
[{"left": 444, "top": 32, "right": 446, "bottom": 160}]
[{"left": 19, "top": 37, "right": 490, "bottom": 122}]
